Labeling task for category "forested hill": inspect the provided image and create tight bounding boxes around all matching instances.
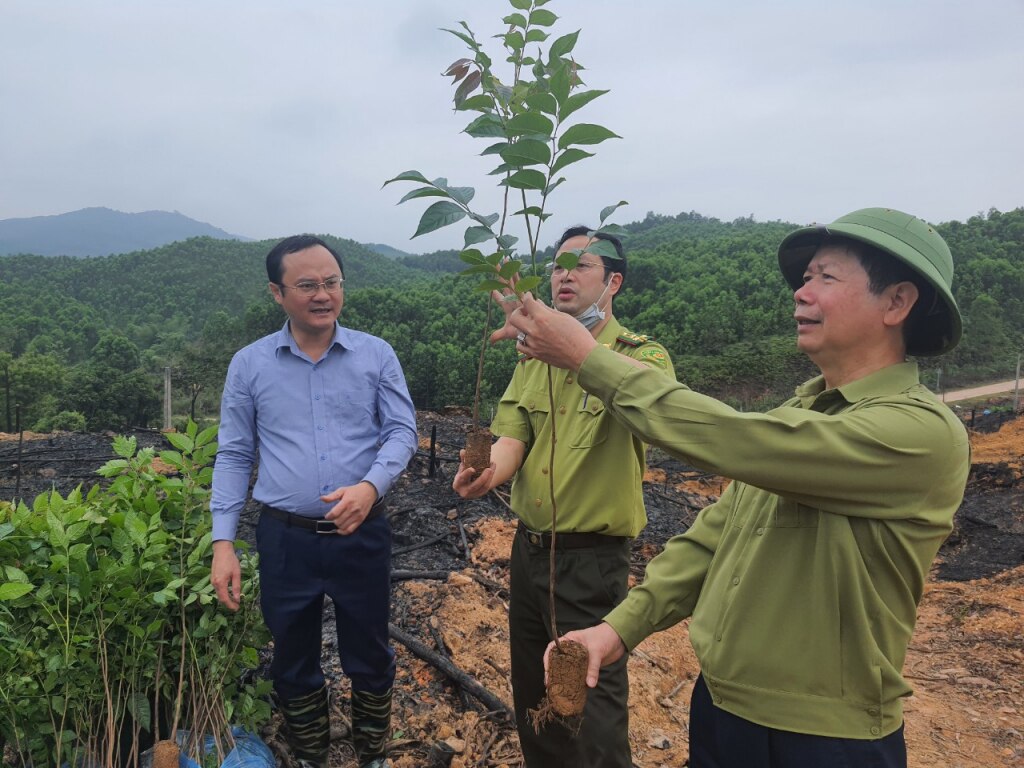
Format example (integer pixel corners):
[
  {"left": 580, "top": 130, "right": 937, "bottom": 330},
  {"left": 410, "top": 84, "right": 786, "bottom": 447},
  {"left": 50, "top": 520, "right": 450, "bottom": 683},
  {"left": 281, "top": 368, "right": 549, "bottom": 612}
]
[
  {"left": 0, "top": 208, "right": 1021, "bottom": 433},
  {"left": 0, "top": 207, "right": 248, "bottom": 258}
]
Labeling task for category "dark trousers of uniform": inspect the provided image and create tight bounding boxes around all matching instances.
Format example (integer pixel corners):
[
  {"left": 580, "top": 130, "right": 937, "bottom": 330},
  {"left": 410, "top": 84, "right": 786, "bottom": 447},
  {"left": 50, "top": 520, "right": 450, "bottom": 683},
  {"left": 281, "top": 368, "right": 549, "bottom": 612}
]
[
  {"left": 689, "top": 674, "right": 907, "bottom": 768},
  {"left": 509, "top": 525, "right": 632, "bottom": 768},
  {"left": 256, "top": 512, "right": 395, "bottom": 700}
]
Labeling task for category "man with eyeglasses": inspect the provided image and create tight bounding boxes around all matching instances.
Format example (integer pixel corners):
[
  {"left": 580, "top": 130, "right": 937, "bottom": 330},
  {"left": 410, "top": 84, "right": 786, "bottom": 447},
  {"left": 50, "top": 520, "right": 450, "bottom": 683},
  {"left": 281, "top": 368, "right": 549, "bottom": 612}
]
[
  {"left": 506, "top": 209, "right": 970, "bottom": 768},
  {"left": 453, "top": 226, "right": 675, "bottom": 767},
  {"left": 210, "top": 234, "right": 417, "bottom": 768}
]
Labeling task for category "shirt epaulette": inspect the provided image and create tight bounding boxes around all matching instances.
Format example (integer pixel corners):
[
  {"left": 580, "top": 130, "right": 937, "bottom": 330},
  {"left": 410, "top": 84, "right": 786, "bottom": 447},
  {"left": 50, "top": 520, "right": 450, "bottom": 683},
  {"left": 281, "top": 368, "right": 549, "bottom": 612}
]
[{"left": 616, "top": 330, "right": 652, "bottom": 347}]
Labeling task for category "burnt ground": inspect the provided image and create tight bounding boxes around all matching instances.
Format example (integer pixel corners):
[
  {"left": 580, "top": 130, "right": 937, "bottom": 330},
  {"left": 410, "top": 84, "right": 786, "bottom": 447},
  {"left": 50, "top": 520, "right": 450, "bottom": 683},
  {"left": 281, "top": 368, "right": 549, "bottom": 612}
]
[{"left": 2, "top": 409, "right": 1023, "bottom": 767}]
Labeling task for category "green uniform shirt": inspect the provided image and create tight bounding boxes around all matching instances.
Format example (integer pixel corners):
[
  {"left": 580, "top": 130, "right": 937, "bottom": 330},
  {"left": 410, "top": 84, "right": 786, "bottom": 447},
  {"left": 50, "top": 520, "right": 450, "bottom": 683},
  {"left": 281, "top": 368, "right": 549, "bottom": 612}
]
[
  {"left": 491, "top": 318, "right": 674, "bottom": 537},
  {"left": 579, "top": 346, "right": 969, "bottom": 740}
]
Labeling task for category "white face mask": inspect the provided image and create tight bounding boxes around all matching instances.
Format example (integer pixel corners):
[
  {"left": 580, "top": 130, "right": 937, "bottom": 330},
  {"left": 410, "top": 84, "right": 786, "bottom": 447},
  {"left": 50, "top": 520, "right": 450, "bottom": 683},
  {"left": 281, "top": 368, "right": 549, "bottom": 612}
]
[{"left": 574, "top": 279, "right": 612, "bottom": 330}]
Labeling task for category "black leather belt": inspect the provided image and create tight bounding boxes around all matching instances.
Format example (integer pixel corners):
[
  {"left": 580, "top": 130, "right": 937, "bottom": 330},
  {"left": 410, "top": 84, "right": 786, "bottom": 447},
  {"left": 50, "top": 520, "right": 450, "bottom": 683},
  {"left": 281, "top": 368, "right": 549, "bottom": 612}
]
[
  {"left": 517, "top": 522, "right": 627, "bottom": 549},
  {"left": 261, "top": 501, "right": 384, "bottom": 534}
]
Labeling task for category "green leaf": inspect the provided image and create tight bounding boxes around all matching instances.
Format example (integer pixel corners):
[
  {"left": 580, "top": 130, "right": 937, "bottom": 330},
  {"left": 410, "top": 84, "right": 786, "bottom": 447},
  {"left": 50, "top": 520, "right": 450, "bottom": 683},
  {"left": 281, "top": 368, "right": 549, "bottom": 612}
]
[
  {"left": 397, "top": 187, "right": 447, "bottom": 205},
  {"left": 113, "top": 434, "right": 137, "bottom": 459},
  {"left": 548, "top": 30, "right": 580, "bottom": 60},
  {"left": 549, "top": 60, "right": 570, "bottom": 104},
  {"left": 463, "top": 226, "right": 495, "bottom": 247},
  {"left": 128, "top": 692, "right": 152, "bottom": 729},
  {"left": 503, "top": 12, "right": 528, "bottom": 28},
  {"left": 559, "top": 89, "right": 608, "bottom": 121},
  {"left": 458, "top": 249, "right": 486, "bottom": 265},
  {"left": 498, "top": 260, "right": 522, "bottom": 280},
  {"left": 513, "top": 205, "right": 545, "bottom": 217},
  {"left": 544, "top": 177, "right": 566, "bottom": 196},
  {"left": 529, "top": 8, "right": 558, "bottom": 26},
  {"left": 497, "top": 234, "right": 520, "bottom": 250},
  {"left": 550, "top": 147, "right": 594, "bottom": 175},
  {"left": 476, "top": 279, "right": 507, "bottom": 292},
  {"left": 470, "top": 212, "right": 500, "bottom": 228},
  {"left": 443, "top": 27, "right": 477, "bottom": 48},
  {"left": 164, "top": 431, "right": 194, "bottom": 454},
  {"left": 459, "top": 264, "right": 498, "bottom": 276},
  {"left": 0, "top": 582, "right": 33, "bottom": 600},
  {"left": 503, "top": 31, "right": 525, "bottom": 51},
  {"left": 480, "top": 141, "right": 509, "bottom": 156},
  {"left": 509, "top": 0, "right": 531, "bottom": 8},
  {"left": 525, "top": 29, "right": 548, "bottom": 44},
  {"left": 595, "top": 223, "right": 629, "bottom": 237},
  {"left": 516, "top": 275, "right": 543, "bottom": 293},
  {"left": 464, "top": 114, "right": 506, "bottom": 138},
  {"left": 506, "top": 112, "right": 554, "bottom": 138},
  {"left": 524, "top": 92, "right": 557, "bottom": 115},
  {"left": 558, "top": 123, "right": 621, "bottom": 150},
  {"left": 585, "top": 238, "right": 622, "bottom": 261},
  {"left": 382, "top": 170, "right": 430, "bottom": 187},
  {"left": 499, "top": 138, "right": 551, "bottom": 167},
  {"left": 457, "top": 94, "right": 493, "bottom": 112},
  {"left": 599, "top": 200, "right": 629, "bottom": 224},
  {"left": 503, "top": 169, "right": 547, "bottom": 190},
  {"left": 413, "top": 201, "right": 466, "bottom": 238}
]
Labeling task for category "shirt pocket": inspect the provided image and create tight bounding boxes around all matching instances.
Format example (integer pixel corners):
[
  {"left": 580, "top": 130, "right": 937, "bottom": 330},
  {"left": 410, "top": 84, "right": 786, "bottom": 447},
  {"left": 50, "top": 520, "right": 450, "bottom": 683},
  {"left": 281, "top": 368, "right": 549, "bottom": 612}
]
[
  {"left": 569, "top": 395, "right": 608, "bottom": 448},
  {"left": 772, "top": 496, "right": 821, "bottom": 528},
  {"left": 331, "top": 388, "right": 378, "bottom": 440}
]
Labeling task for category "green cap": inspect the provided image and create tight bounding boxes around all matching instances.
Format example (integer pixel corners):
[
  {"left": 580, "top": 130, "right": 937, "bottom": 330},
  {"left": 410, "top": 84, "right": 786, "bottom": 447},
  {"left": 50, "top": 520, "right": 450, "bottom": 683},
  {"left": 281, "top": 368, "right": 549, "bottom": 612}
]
[{"left": 777, "top": 207, "right": 962, "bottom": 356}]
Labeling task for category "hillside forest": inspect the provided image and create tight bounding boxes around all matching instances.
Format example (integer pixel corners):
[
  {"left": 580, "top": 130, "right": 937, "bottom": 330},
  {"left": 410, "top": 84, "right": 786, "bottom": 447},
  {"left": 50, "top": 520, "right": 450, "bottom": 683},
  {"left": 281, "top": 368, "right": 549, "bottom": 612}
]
[{"left": 0, "top": 207, "right": 1022, "bottom": 433}]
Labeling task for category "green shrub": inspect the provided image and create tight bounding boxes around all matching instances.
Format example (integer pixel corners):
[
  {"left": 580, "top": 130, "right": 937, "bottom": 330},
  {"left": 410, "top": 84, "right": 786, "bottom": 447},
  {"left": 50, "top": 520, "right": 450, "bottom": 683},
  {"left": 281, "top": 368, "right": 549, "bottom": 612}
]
[
  {"left": 0, "top": 422, "right": 270, "bottom": 767},
  {"left": 32, "top": 410, "right": 88, "bottom": 433}
]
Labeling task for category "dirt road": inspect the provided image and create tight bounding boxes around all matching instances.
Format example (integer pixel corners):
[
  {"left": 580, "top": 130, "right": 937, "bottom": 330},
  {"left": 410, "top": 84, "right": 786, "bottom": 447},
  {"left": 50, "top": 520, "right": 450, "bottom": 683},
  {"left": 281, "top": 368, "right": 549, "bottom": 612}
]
[{"left": 943, "top": 378, "right": 1022, "bottom": 403}]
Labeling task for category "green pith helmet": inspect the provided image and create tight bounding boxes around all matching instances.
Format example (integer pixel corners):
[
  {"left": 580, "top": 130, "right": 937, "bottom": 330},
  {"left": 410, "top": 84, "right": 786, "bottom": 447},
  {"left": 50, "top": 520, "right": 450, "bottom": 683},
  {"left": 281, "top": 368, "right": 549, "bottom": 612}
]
[{"left": 777, "top": 207, "right": 962, "bottom": 356}]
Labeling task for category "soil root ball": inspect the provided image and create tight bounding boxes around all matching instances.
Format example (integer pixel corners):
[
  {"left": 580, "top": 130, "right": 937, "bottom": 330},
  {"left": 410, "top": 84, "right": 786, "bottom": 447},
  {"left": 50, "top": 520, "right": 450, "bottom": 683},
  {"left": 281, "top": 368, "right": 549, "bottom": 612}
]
[
  {"left": 152, "top": 740, "right": 180, "bottom": 768},
  {"left": 528, "top": 639, "right": 589, "bottom": 733},
  {"left": 464, "top": 427, "right": 492, "bottom": 476}
]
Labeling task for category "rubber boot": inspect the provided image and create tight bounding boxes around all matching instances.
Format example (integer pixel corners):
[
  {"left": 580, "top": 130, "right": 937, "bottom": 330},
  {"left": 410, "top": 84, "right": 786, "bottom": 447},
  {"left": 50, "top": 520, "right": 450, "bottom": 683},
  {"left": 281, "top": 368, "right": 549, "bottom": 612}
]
[
  {"left": 278, "top": 685, "right": 331, "bottom": 768},
  {"left": 351, "top": 687, "right": 392, "bottom": 768}
]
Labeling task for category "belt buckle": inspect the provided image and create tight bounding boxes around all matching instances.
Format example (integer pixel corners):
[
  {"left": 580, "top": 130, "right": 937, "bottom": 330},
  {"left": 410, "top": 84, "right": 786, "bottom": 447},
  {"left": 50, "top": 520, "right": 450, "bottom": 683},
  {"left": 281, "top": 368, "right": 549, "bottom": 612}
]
[{"left": 315, "top": 519, "right": 337, "bottom": 534}]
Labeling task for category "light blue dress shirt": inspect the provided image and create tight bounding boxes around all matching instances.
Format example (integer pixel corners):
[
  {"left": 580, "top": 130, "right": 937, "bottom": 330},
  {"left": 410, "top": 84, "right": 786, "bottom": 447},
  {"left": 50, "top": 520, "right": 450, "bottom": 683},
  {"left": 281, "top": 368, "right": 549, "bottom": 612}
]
[{"left": 211, "top": 322, "right": 418, "bottom": 542}]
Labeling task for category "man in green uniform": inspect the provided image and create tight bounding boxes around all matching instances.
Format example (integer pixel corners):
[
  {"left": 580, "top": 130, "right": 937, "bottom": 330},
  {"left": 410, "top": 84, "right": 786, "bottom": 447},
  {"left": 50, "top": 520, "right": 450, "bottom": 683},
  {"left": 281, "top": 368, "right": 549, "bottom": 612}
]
[
  {"left": 505, "top": 208, "right": 970, "bottom": 768},
  {"left": 453, "top": 227, "right": 675, "bottom": 768}
]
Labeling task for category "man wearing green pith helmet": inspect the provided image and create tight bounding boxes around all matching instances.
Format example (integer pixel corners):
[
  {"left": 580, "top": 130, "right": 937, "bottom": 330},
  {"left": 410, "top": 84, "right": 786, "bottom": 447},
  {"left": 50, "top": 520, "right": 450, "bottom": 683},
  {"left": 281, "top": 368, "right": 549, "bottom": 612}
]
[{"left": 504, "top": 208, "right": 969, "bottom": 768}]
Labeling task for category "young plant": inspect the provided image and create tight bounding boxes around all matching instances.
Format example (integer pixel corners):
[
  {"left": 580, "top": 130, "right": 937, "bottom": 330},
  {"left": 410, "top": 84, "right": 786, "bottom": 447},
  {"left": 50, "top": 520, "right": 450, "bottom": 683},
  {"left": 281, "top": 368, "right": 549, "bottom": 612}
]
[
  {"left": 385, "top": 0, "right": 627, "bottom": 722},
  {"left": 0, "top": 423, "right": 270, "bottom": 767}
]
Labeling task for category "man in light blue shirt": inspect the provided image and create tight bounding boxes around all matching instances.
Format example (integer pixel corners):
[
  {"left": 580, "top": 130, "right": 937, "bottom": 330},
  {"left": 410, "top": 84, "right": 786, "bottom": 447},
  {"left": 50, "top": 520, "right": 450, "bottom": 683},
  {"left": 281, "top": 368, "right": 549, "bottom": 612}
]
[{"left": 211, "top": 235, "right": 417, "bottom": 768}]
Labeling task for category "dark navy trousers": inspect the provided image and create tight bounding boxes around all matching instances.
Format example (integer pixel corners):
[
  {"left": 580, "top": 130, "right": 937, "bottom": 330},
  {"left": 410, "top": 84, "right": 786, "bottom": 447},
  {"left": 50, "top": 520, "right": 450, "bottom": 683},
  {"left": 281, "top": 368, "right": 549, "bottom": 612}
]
[
  {"left": 689, "top": 674, "right": 907, "bottom": 768},
  {"left": 256, "top": 512, "right": 395, "bottom": 700}
]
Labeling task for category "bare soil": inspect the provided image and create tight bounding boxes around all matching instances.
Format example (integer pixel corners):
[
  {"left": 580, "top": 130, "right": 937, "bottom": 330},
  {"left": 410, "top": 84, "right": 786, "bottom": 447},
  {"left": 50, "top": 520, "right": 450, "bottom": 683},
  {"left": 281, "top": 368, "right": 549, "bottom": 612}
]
[{"left": 1, "top": 407, "right": 1022, "bottom": 767}]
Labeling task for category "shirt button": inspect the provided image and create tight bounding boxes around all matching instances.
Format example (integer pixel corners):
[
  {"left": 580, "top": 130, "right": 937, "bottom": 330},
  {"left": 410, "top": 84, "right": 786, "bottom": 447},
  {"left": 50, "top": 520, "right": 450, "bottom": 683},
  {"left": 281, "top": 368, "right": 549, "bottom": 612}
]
[
  {"left": 320, "top": 454, "right": 326, "bottom": 461},
  {"left": 591, "top": 404, "right": 599, "bottom": 412},
  {"left": 322, "top": 485, "right": 329, "bottom": 492},
  {"left": 566, "top": 376, "right": 574, "bottom": 384},
  {"left": 870, "top": 726, "right": 880, "bottom": 736},
  {"left": 868, "top": 708, "right": 879, "bottom": 716},
  {"left": 535, "top": 499, "right": 542, "bottom": 507},
  {"left": 314, "top": 394, "right": 321, "bottom": 400},
  {"left": 559, "top": 406, "right": 566, "bottom": 414},
  {"left": 541, "top": 467, "right": 549, "bottom": 475},
  {"left": 528, "top": 401, "right": 535, "bottom": 409},
  {"left": 318, "top": 425, "right": 324, "bottom": 431},
  {"left": 714, "top": 696, "right": 723, "bottom": 704},
  {"left": 732, "top": 577, "right": 740, "bottom": 586},
  {"left": 755, "top": 527, "right": 764, "bottom": 535},
  {"left": 716, "top": 633, "right": 722, "bottom": 641}
]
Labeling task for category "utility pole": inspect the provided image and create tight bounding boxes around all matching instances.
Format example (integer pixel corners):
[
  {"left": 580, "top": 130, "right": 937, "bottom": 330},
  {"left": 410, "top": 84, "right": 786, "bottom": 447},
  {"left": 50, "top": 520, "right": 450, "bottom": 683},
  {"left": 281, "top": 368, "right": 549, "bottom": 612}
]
[{"left": 163, "top": 367, "right": 172, "bottom": 430}]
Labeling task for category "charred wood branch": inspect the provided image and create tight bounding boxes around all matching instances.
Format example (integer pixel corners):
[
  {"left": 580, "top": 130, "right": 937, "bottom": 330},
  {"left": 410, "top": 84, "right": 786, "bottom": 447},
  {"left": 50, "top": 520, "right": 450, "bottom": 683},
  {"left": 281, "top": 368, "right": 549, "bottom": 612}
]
[
  {"left": 391, "top": 569, "right": 450, "bottom": 581},
  {"left": 393, "top": 532, "right": 451, "bottom": 556},
  {"left": 389, "top": 624, "right": 513, "bottom": 720}
]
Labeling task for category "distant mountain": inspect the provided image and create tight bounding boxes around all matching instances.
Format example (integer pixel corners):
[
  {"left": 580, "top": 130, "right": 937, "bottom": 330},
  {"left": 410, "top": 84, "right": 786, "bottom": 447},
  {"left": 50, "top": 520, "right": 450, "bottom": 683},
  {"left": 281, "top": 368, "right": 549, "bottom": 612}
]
[
  {"left": 0, "top": 207, "right": 250, "bottom": 257},
  {"left": 364, "top": 242, "right": 413, "bottom": 259}
]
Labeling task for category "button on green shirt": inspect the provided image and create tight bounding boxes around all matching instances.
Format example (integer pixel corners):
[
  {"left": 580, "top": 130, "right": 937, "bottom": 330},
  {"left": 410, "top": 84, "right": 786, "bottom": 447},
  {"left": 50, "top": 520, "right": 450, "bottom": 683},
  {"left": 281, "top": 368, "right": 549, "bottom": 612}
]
[
  {"left": 579, "top": 346, "right": 969, "bottom": 740},
  {"left": 491, "top": 318, "right": 674, "bottom": 537}
]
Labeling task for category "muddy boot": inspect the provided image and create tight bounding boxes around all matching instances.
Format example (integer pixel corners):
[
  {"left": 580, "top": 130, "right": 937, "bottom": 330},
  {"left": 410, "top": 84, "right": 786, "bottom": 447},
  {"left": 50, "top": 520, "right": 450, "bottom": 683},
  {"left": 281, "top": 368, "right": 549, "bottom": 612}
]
[
  {"left": 279, "top": 685, "right": 331, "bottom": 768},
  {"left": 351, "top": 687, "right": 392, "bottom": 768}
]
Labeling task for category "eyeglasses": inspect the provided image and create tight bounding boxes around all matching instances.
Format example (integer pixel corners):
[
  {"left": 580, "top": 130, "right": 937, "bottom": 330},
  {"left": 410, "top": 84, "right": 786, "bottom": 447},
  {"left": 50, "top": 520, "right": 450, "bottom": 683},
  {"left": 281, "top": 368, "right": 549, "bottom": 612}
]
[
  {"left": 545, "top": 260, "right": 606, "bottom": 276},
  {"left": 280, "top": 276, "right": 344, "bottom": 295}
]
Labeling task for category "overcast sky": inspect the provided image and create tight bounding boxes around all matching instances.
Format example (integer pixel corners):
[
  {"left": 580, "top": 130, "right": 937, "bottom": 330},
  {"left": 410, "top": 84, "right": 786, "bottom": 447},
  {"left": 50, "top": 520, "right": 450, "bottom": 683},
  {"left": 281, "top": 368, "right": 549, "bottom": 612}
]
[{"left": 2, "top": 1, "right": 1022, "bottom": 254}]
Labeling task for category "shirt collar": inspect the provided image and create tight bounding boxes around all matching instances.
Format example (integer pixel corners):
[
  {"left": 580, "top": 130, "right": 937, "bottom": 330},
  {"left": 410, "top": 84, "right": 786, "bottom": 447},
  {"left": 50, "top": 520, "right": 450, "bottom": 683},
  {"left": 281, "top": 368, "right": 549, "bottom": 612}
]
[
  {"left": 794, "top": 361, "right": 921, "bottom": 409},
  {"left": 594, "top": 316, "right": 624, "bottom": 347},
  {"left": 273, "top": 321, "right": 350, "bottom": 357}
]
